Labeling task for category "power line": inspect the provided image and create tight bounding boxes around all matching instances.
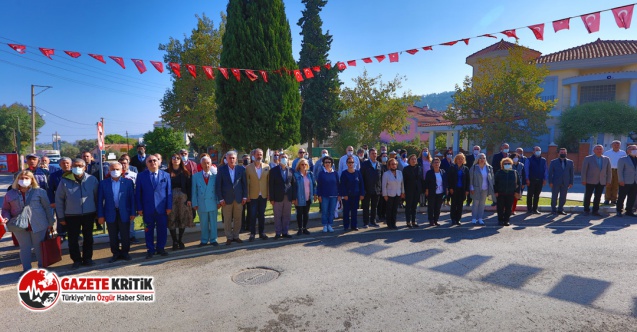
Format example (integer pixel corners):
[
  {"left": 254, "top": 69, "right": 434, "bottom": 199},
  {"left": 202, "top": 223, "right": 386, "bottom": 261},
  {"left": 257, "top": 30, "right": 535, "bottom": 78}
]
[{"left": 35, "top": 106, "right": 94, "bottom": 126}]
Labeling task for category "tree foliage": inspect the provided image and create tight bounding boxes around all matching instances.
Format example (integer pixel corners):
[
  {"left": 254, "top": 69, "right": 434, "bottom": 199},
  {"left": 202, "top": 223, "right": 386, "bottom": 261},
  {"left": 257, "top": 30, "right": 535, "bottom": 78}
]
[
  {"left": 159, "top": 14, "right": 225, "bottom": 152},
  {"left": 558, "top": 101, "right": 637, "bottom": 149},
  {"left": 338, "top": 70, "right": 418, "bottom": 148},
  {"left": 104, "top": 133, "right": 136, "bottom": 145},
  {"left": 60, "top": 143, "right": 79, "bottom": 159},
  {"left": 216, "top": 0, "right": 301, "bottom": 151},
  {"left": 0, "top": 103, "right": 45, "bottom": 153},
  {"left": 75, "top": 139, "right": 97, "bottom": 153},
  {"left": 297, "top": 0, "right": 343, "bottom": 155},
  {"left": 445, "top": 45, "right": 556, "bottom": 151},
  {"left": 142, "top": 127, "right": 186, "bottom": 162}
]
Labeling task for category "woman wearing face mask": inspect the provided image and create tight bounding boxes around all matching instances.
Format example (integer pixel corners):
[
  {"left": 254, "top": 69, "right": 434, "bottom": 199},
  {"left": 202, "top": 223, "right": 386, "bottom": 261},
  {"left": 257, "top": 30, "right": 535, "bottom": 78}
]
[
  {"left": 382, "top": 158, "right": 404, "bottom": 229},
  {"left": 1, "top": 170, "right": 55, "bottom": 272},
  {"left": 440, "top": 149, "right": 454, "bottom": 206},
  {"left": 494, "top": 158, "right": 521, "bottom": 226},
  {"left": 469, "top": 153, "right": 494, "bottom": 226},
  {"left": 418, "top": 148, "right": 433, "bottom": 208},
  {"left": 447, "top": 153, "right": 470, "bottom": 225},
  {"left": 424, "top": 158, "right": 448, "bottom": 226},
  {"left": 403, "top": 155, "right": 423, "bottom": 228},
  {"left": 317, "top": 156, "right": 340, "bottom": 232},
  {"left": 508, "top": 153, "right": 526, "bottom": 215},
  {"left": 377, "top": 152, "right": 389, "bottom": 222},
  {"left": 167, "top": 153, "right": 194, "bottom": 250}
]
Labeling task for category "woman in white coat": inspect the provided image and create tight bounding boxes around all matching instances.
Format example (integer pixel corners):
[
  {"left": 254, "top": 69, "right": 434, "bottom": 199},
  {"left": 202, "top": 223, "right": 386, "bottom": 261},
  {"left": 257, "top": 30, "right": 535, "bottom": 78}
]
[{"left": 469, "top": 153, "right": 495, "bottom": 225}]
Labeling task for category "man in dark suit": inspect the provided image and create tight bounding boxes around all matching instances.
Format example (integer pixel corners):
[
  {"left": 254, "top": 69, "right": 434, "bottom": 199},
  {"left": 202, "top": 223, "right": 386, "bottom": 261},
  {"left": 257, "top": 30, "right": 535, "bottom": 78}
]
[
  {"left": 130, "top": 143, "right": 148, "bottom": 174},
  {"left": 525, "top": 146, "right": 548, "bottom": 214},
  {"left": 492, "top": 143, "right": 510, "bottom": 173},
  {"left": 135, "top": 155, "right": 172, "bottom": 258},
  {"left": 97, "top": 162, "right": 136, "bottom": 262},
  {"left": 548, "top": 148, "right": 574, "bottom": 215},
  {"left": 215, "top": 151, "right": 248, "bottom": 245},
  {"left": 616, "top": 145, "right": 637, "bottom": 217},
  {"left": 360, "top": 148, "right": 382, "bottom": 227},
  {"left": 269, "top": 153, "right": 297, "bottom": 238}
]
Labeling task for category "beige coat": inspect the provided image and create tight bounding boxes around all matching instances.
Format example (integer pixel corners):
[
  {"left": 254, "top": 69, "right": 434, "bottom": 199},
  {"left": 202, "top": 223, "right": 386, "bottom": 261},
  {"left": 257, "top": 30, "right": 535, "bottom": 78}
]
[
  {"left": 246, "top": 163, "right": 270, "bottom": 199},
  {"left": 581, "top": 154, "right": 612, "bottom": 185}
]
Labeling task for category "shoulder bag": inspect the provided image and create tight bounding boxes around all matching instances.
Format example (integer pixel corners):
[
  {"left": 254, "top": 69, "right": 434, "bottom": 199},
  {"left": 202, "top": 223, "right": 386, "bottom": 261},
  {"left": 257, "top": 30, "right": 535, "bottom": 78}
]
[{"left": 6, "top": 190, "right": 34, "bottom": 232}]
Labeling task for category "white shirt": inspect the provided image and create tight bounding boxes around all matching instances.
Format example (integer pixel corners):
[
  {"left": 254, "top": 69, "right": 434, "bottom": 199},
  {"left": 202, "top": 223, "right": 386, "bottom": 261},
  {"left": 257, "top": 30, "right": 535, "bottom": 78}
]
[
  {"left": 228, "top": 166, "right": 236, "bottom": 183},
  {"left": 338, "top": 154, "right": 360, "bottom": 176},
  {"left": 435, "top": 173, "right": 444, "bottom": 194},
  {"left": 480, "top": 165, "right": 488, "bottom": 190},
  {"left": 604, "top": 149, "right": 627, "bottom": 169}
]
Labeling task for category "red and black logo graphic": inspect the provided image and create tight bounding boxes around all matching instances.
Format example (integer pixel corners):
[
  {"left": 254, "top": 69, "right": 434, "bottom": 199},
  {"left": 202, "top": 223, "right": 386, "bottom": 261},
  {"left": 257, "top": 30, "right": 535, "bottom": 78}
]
[{"left": 17, "top": 269, "right": 60, "bottom": 311}]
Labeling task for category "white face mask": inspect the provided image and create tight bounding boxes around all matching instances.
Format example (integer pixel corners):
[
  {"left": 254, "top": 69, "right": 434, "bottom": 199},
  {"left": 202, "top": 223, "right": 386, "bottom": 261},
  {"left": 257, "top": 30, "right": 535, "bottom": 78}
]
[
  {"left": 502, "top": 149, "right": 509, "bottom": 153},
  {"left": 72, "top": 167, "right": 84, "bottom": 176},
  {"left": 347, "top": 151, "right": 353, "bottom": 156},
  {"left": 18, "top": 179, "right": 31, "bottom": 187},
  {"left": 513, "top": 157, "right": 519, "bottom": 163},
  {"left": 631, "top": 150, "right": 637, "bottom": 156},
  {"left": 534, "top": 151, "right": 541, "bottom": 157},
  {"left": 473, "top": 150, "right": 479, "bottom": 155},
  {"left": 181, "top": 156, "right": 188, "bottom": 162},
  {"left": 503, "top": 164, "right": 512, "bottom": 170},
  {"left": 280, "top": 158, "right": 288, "bottom": 165},
  {"left": 322, "top": 153, "right": 328, "bottom": 158},
  {"left": 111, "top": 170, "right": 122, "bottom": 178}
]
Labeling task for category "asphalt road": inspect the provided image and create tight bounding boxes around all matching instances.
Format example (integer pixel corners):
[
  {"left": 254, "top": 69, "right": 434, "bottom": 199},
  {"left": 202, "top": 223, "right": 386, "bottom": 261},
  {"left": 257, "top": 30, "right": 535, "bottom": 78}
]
[{"left": 2, "top": 212, "right": 637, "bottom": 331}]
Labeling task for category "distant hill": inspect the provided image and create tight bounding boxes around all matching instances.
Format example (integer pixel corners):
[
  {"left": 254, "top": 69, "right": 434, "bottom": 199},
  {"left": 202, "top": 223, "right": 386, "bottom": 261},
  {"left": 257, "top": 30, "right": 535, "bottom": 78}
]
[{"left": 414, "top": 91, "right": 454, "bottom": 111}]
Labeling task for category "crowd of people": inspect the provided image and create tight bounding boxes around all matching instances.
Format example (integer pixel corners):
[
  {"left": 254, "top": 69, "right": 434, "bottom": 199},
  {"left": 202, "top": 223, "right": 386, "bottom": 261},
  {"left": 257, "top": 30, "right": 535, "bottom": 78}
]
[{"left": 2, "top": 140, "right": 637, "bottom": 272}]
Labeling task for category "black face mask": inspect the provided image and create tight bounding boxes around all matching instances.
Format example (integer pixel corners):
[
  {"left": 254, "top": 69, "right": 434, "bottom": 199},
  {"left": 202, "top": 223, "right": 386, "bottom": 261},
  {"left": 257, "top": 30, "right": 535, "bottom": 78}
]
[
  {"left": 559, "top": 154, "right": 566, "bottom": 159},
  {"left": 243, "top": 160, "right": 249, "bottom": 166},
  {"left": 137, "top": 150, "right": 144, "bottom": 155}
]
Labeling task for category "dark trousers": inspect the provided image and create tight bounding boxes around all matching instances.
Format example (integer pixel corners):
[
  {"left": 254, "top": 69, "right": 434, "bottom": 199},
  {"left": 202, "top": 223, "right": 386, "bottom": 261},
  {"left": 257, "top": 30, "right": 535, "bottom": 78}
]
[
  {"left": 342, "top": 196, "right": 360, "bottom": 229},
  {"left": 241, "top": 202, "right": 251, "bottom": 231},
  {"left": 377, "top": 196, "right": 387, "bottom": 220},
  {"left": 143, "top": 211, "right": 168, "bottom": 254},
  {"left": 404, "top": 191, "right": 419, "bottom": 223},
  {"left": 527, "top": 179, "right": 543, "bottom": 211},
  {"left": 106, "top": 212, "right": 130, "bottom": 257},
  {"left": 296, "top": 201, "right": 311, "bottom": 230},
  {"left": 66, "top": 213, "right": 96, "bottom": 263},
  {"left": 551, "top": 184, "right": 569, "bottom": 212},
  {"left": 427, "top": 193, "right": 444, "bottom": 222},
  {"left": 385, "top": 196, "right": 400, "bottom": 228},
  {"left": 361, "top": 193, "right": 380, "bottom": 225},
  {"left": 617, "top": 183, "right": 637, "bottom": 213},
  {"left": 450, "top": 189, "right": 466, "bottom": 222},
  {"left": 584, "top": 183, "right": 604, "bottom": 212},
  {"left": 496, "top": 193, "right": 514, "bottom": 222},
  {"left": 249, "top": 196, "right": 267, "bottom": 235}
]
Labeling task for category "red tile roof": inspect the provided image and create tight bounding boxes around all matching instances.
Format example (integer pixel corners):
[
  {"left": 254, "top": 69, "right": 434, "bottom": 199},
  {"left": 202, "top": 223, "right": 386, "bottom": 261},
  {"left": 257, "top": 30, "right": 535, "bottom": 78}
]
[
  {"left": 466, "top": 39, "right": 541, "bottom": 61},
  {"left": 406, "top": 105, "right": 446, "bottom": 126},
  {"left": 536, "top": 39, "right": 637, "bottom": 64}
]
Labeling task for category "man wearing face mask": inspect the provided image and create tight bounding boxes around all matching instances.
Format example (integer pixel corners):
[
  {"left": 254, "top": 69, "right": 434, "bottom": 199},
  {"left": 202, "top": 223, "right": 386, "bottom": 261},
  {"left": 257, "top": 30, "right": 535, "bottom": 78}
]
[
  {"left": 25, "top": 154, "right": 49, "bottom": 189},
  {"left": 616, "top": 145, "right": 637, "bottom": 217},
  {"left": 130, "top": 143, "right": 148, "bottom": 173},
  {"left": 97, "top": 162, "right": 136, "bottom": 262},
  {"left": 492, "top": 143, "right": 510, "bottom": 173},
  {"left": 313, "top": 149, "right": 330, "bottom": 175},
  {"left": 548, "top": 148, "right": 574, "bottom": 215},
  {"left": 55, "top": 159, "right": 99, "bottom": 269},
  {"left": 515, "top": 148, "right": 528, "bottom": 167},
  {"left": 292, "top": 148, "right": 314, "bottom": 171},
  {"left": 524, "top": 146, "right": 548, "bottom": 214},
  {"left": 48, "top": 157, "right": 72, "bottom": 241},
  {"left": 361, "top": 148, "right": 382, "bottom": 227},
  {"left": 269, "top": 151, "right": 280, "bottom": 169},
  {"left": 338, "top": 146, "right": 360, "bottom": 176},
  {"left": 179, "top": 149, "right": 198, "bottom": 175}
]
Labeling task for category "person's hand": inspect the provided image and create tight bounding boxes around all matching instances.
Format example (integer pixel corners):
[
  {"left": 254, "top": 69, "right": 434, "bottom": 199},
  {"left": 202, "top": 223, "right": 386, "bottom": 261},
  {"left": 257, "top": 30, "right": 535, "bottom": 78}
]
[
  {"left": 449, "top": 189, "right": 454, "bottom": 195},
  {"left": 337, "top": 196, "right": 342, "bottom": 202},
  {"left": 568, "top": 184, "right": 572, "bottom": 189},
  {"left": 343, "top": 196, "right": 348, "bottom": 201},
  {"left": 59, "top": 219, "right": 67, "bottom": 225},
  {"left": 129, "top": 216, "right": 135, "bottom": 221},
  {"left": 137, "top": 210, "right": 143, "bottom": 216},
  {"left": 495, "top": 193, "right": 499, "bottom": 197},
  {"left": 582, "top": 181, "right": 586, "bottom": 185},
  {"left": 0, "top": 216, "right": 6, "bottom": 225},
  {"left": 166, "top": 209, "right": 172, "bottom": 215},
  {"left": 217, "top": 204, "right": 221, "bottom": 209},
  {"left": 465, "top": 191, "right": 469, "bottom": 197},
  {"left": 543, "top": 180, "right": 546, "bottom": 186},
  {"left": 47, "top": 226, "right": 53, "bottom": 233},
  {"left": 313, "top": 195, "right": 318, "bottom": 202},
  {"left": 384, "top": 196, "right": 388, "bottom": 202},
  {"left": 194, "top": 206, "right": 199, "bottom": 211},
  {"left": 470, "top": 190, "right": 474, "bottom": 196},
  {"left": 270, "top": 201, "right": 275, "bottom": 206},
  {"left": 400, "top": 193, "right": 405, "bottom": 199},
  {"left": 292, "top": 200, "right": 297, "bottom": 205},
  {"left": 619, "top": 182, "right": 625, "bottom": 186},
  {"left": 98, "top": 217, "right": 105, "bottom": 225},
  {"left": 50, "top": 203, "right": 55, "bottom": 208},
  {"left": 425, "top": 190, "right": 428, "bottom": 197},
  {"left": 318, "top": 197, "right": 322, "bottom": 203},
  {"left": 549, "top": 184, "right": 553, "bottom": 189},
  {"left": 526, "top": 180, "right": 530, "bottom": 186},
  {"left": 246, "top": 198, "right": 251, "bottom": 203},
  {"left": 360, "top": 196, "right": 364, "bottom": 201},
  {"left": 241, "top": 198, "right": 247, "bottom": 205},
  {"left": 219, "top": 200, "right": 226, "bottom": 207},
  {"left": 186, "top": 201, "right": 191, "bottom": 207}
]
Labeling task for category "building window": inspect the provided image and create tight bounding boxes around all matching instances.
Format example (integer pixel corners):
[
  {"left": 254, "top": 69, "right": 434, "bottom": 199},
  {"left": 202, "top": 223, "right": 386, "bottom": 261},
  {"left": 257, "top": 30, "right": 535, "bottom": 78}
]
[{"left": 579, "top": 84, "right": 616, "bottom": 104}]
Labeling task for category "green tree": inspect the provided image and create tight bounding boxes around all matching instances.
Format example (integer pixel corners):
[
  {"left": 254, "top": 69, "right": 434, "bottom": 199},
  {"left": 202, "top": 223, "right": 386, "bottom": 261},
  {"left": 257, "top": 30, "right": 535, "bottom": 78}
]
[
  {"left": 558, "top": 101, "right": 637, "bottom": 150},
  {"left": 338, "top": 69, "right": 418, "bottom": 147},
  {"left": 60, "top": 143, "right": 80, "bottom": 159},
  {"left": 142, "top": 127, "right": 186, "bottom": 163},
  {"left": 75, "top": 139, "right": 97, "bottom": 153},
  {"left": 0, "top": 103, "right": 45, "bottom": 154},
  {"left": 297, "top": 0, "right": 343, "bottom": 156},
  {"left": 159, "top": 14, "right": 226, "bottom": 152},
  {"left": 445, "top": 45, "right": 556, "bottom": 152},
  {"left": 216, "top": 0, "right": 301, "bottom": 151}
]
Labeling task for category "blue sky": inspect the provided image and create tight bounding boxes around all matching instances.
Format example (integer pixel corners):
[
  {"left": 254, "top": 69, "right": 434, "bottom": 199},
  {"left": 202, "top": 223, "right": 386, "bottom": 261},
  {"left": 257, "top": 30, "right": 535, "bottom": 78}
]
[{"left": 1, "top": 0, "right": 635, "bottom": 144}]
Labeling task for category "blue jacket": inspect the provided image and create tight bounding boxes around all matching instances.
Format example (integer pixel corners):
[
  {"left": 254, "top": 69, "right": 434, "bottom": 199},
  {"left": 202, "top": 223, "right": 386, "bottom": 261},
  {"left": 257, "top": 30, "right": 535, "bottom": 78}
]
[
  {"left": 97, "top": 177, "right": 136, "bottom": 223},
  {"left": 192, "top": 171, "right": 218, "bottom": 213},
  {"left": 525, "top": 155, "right": 548, "bottom": 181},
  {"left": 317, "top": 170, "right": 339, "bottom": 197},
  {"left": 135, "top": 169, "right": 172, "bottom": 215},
  {"left": 339, "top": 170, "right": 365, "bottom": 197},
  {"left": 293, "top": 171, "right": 316, "bottom": 206},
  {"left": 548, "top": 158, "right": 574, "bottom": 186},
  {"left": 215, "top": 164, "right": 247, "bottom": 204},
  {"left": 47, "top": 168, "right": 64, "bottom": 204}
]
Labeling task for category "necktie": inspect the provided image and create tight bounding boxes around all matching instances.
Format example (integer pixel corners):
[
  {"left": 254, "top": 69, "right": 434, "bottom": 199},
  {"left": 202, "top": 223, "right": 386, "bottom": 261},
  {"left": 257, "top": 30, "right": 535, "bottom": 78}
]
[
  {"left": 561, "top": 160, "right": 564, "bottom": 169},
  {"left": 152, "top": 172, "right": 158, "bottom": 187}
]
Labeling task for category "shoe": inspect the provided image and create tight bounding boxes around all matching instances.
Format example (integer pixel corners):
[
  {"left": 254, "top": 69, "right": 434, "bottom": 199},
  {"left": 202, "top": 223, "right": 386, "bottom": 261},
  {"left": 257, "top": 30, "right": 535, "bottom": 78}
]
[
  {"left": 259, "top": 234, "right": 269, "bottom": 240},
  {"left": 503, "top": 222, "right": 511, "bottom": 226},
  {"left": 130, "top": 237, "right": 140, "bottom": 244},
  {"left": 362, "top": 225, "right": 369, "bottom": 229},
  {"left": 477, "top": 219, "right": 485, "bottom": 225},
  {"left": 145, "top": 253, "right": 153, "bottom": 259},
  {"left": 122, "top": 254, "right": 132, "bottom": 261},
  {"left": 234, "top": 238, "right": 243, "bottom": 243},
  {"left": 198, "top": 242, "right": 207, "bottom": 247},
  {"left": 249, "top": 235, "right": 255, "bottom": 242},
  {"left": 533, "top": 210, "right": 541, "bottom": 214},
  {"left": 611, "top": 200, "right": 617, "bottom": 205},
  {"left": 172, "top": 243, "right": 179, "bottom": 251},
  {"left": 370, "top": 222, "right": 379, "bottom": 227},
  {"left": 322, "top": 226, "right": 328, "bottom": 233},
  {"left": 511, "top": 212, "right": 516, "bottom": 215},
  {"left": 352, "top": 228, "right": 359, "bottom": 231},
  {"left": 108, "top": 256, "right": 119, "bottom": 263},
  {"left": 178, "top": 241, "right": 185, "bottom": 249},
  {"left": 226, "top": 240, "right": 233, "bottom": 245},
  {"left": 412, "top": 223, "right": 419, "bottom": 228},
  {"left": 592, "top": 212, "right": 602, "bottom": 217},
  {"left": 434, "top": 222, "right": 440, "bottom": 226},
  {"left": 83, "top": 260, "right": 95, "bottom": 266},
  {"left": 407, "top": 224, "right": 413, "bottom": 228},
  {"left": 617, "top": 212, "right": 623, "bottom": 217},
  {"left": 526, "top": 210, "right": 534, "bottom": 214},
  {"left": 471, "top": 219, "right": 477, "bottom": 224},
  {"left": 303, "top": 229, "right": 310, "bottom": 235},
  {"left": 210, "top": 242, "right": 219, "bottom": 246},
  {"left": 71, "top": 261, "right": 82, "bottom": 269},
  {"left": 583, "top": 211, "right": 590, "bottom": 216},
  {"left": 297, "top": 230, "right": 303, "bottom": 235},
  {"left": 455, "top": 221, "right": 462, "bottom": 226},
  {"left": 603, "top": 200, "right": 610, "bottom": 205},
  {"left": 158, "top": 251, "right": 168, "bottom": 256},
  {"left": 282, "top": 234, "right": 292, "bottom": 238},
  {"left": 558, "top": 211, "right": 567, "bottom": 215},
  {"left": 551, "top": 211, "right": 557, "bottom": 215},
  {"left": 274, "top": 234, "right": 281, "bottom": 239},
  {"left": 327, "top": 225, "right": 334, "bottom": 232}
]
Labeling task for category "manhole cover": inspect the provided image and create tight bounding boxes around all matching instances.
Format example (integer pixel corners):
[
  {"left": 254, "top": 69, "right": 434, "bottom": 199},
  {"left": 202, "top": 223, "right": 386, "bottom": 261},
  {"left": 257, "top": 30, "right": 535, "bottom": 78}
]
[{"left": 232, "top": 268, "right": 280, "bottom": 286}]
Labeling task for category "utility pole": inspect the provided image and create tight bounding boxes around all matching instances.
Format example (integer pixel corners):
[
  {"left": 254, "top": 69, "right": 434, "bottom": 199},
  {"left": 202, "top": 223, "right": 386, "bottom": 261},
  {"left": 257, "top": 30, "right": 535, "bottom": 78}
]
[
  {"left": 126, "top": 130, "right": 129, "bottom": 151},
  {"left": 31, "top": 84, "right": 52, "bottom": 153}
]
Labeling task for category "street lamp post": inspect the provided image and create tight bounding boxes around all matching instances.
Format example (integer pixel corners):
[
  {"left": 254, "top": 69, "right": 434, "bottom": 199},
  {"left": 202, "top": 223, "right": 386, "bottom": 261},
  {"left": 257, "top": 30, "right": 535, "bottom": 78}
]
[{"left": 31, "top": 84, "right": 52, "bottom": 153}]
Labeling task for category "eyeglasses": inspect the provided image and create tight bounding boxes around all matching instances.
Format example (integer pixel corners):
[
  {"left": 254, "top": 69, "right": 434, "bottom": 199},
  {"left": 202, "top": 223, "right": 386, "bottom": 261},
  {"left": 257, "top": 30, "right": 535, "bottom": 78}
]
[
  {"left": 503, "top": 163, "right": 512, "bottom": 166},
  {"left": 323, "top": 161, "right": 332, "bottom": 164},
  {"left": 147, "top": 159, "right": 158, "bottom": 163},
  {"left": 171, "top": 157, "right": 181, "bottom": 160},
  {"left": 347, "top": 162, "right": 354, "bottom": 164},
  {"left": 298, "top": 151, "right": 305, "bottom": 154},
  {"left": 180, "top": 153, "right": 187, "bottom": 155}
]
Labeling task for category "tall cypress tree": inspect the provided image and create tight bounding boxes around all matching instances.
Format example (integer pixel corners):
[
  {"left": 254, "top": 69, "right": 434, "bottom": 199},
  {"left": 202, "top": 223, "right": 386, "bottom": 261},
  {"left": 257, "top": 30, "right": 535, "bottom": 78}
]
[
  {"left": 298, "top": 0, "right": 343, "bottom": 156},
  {"left": 216, "top": 0, "right": 301, "bottom": 151}
]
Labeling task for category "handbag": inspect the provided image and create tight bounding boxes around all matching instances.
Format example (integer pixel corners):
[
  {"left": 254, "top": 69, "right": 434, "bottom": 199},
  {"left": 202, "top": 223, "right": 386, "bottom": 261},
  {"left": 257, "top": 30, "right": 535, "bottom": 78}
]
[
  {"left": 41, "top": 230, "right": 62, "bottom": 268},
  {"left": 6, "top": 190, "right": 34, "bottom": 232}
]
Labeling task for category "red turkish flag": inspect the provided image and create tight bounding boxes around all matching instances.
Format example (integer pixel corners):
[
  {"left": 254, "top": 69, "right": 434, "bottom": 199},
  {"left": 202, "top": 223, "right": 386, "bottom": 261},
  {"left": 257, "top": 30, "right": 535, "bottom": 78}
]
[
  {"left": 336, "top": 62, "right": 346, "bottom": 71},
  {"left": 89, "top": 54, "right": 106, "bottom": 64},
  {"left": 501, "top": 30, "right": 518, "bottom": 39},
  {"left": 552, "top": 18, "right": 570, "bottom": 32},
  {"left": 481, "top": 34, "right": 497, "bottom": 39},
  {"left": 461, "top": 39, "right": 470, "bottom": 45},
  {"left": 324, "top": 63, "right": 332, "bottom": 70},
  {"left": 422, "top": 46, "right": 433, "bottom": 51},
  {"left": 312, "top": 66, "right": 321, "bottom": 72},
  {"left": 406, "top": 49, "right": 418, "bottom": 55},
  {"left": 362, "top": 58, "right": 372, "bottom": 63},
  {"left": 8, "top": 44, "right": 26, "bottom": 54},
  {"left": 231, "top": 68, "right": 241, "bottom": 81},
  {"left": 109, "top": 56, "right": 125, "bottom": 69},
  {"left": 259, "top": 70, "right": 268, "bottom": 82},
  {"left": 293, "top": 69, "right": 304, "bottom": 82},
  {"left": 186, "top": 64, "right": 197, "bottom": 78},
  {"left": 528, "top": 24, "right": 545, "bottom": 40},
  {"left": 39, "top": 48, "right": 54, "bottom": 59},
  {"left": 389, "top": 53, "right": 399, "bottom": 62},
  {"left": 64, "top": 50, "right": 81, "bottom": 58},
  {"left": 169, "top": 62, "right": 181, "bottom": 78},
  {"left": 303, "top": 67, "right": 314, "bottom": 79},
  {"left": 218, "top": 67, "right": 229, "bottom": 79},
  {"left": 581, "top": 12, "right": 601, "bottom": 33},
  {"left": 612, "top": 5, "right": 634, "bottom": 29},
  {"left": 441, "top": 41, "right": 458, "bottom": 46},
  {"left": 374, "top": 55, "right": 386, "bottom": 62},
  {"left": 347, "top": 60, "right": 356, "bottom": 67},
  {"left": 131, "top": 59, "right": 147, "bottom": 74},
  {"left": 203, "top": 66, "right": 214, "bottom": 79},
  {"left": 245, "top": 70, "right": 258, "bottom": 81},
  {"left": 150, "top": 61, "right": 164, "bottom": 73}
]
